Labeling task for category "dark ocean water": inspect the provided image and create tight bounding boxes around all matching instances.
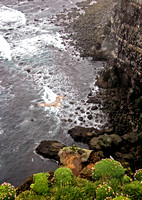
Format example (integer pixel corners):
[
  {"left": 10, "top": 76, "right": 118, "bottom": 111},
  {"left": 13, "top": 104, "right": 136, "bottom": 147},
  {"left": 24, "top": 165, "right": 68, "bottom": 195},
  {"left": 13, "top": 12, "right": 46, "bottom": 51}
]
[{"left": 0, "top": 0, "right": 107, "bottom": 186}]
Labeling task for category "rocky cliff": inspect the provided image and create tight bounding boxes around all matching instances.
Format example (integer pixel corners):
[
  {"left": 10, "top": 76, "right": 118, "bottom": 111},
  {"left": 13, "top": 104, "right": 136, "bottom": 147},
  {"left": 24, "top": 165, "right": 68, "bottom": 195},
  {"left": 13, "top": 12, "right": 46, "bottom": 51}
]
[
  {"left": 111, "top": 0, "right": 142, "bottom": 89},
  {"left": 65, "top": 0, "right": 142, "bottom": 170}
]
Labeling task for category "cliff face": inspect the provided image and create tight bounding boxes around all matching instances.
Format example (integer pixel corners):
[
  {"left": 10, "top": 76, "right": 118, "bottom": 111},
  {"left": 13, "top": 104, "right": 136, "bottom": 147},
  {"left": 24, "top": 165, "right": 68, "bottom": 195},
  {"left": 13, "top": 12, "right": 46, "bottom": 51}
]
[
  {"left": 97, "top": 0, "right": 142, "bottom": 169},
  {"left": 67, "top": 0, "right": 142, "bottom": 169},
  {"left": 111, "top": 0, "right": 142, "bottom": 89}
]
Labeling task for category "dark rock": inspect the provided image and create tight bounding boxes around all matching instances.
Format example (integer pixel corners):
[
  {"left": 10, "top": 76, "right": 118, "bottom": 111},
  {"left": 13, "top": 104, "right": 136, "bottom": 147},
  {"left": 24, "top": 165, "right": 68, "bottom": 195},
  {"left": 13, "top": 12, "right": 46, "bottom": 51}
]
[
  {"left": 122, "top": 132, "right": 138, "bottom": 144},
  {"left": 87, "top": 114, "right": 93, "bottom": 120},
  {"left": 78, "top": 117, "right": 83, "bottom": 121},
  {"left": 68, "top": 118, "right": 73, "bottom": 122},
  {"left": 91, "top": 106, "right": 98, "bottom": 110},
  {"left": 16, "top": 175, "right": 33, "bottom": 196},
  {"left": 68, "top": 126, "right": 98, "bottom": 142},
  {"left": 86, "top": 97, "right": 101, "bottom": 104},
  {"left": 89, "top": 137, "right": 101, "bottom": 150},
  {"left": 80, "top": 109, "right": 85, "bottom": 113},
  {"left": 110, "top": 134, "right": 122, "bottom": 146},
  {"left": 35, "top": 140, "right": 66, "bottom": 160}
]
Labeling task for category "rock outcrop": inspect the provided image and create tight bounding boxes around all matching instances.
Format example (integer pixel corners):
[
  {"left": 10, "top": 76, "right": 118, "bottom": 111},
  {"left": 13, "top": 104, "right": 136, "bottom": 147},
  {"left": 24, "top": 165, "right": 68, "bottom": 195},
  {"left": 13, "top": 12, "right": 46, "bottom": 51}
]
[
  {"left": 35, "top": 140, "right": 66, "bottom": 160},
  {"left": 58, "top": 146, "right": 101, "bottom": 177}
]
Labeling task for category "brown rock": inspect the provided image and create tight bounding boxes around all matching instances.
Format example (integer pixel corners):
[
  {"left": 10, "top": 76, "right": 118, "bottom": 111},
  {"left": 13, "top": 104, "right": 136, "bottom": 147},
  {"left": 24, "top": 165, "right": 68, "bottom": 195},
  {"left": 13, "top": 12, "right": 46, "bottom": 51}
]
[{"left": 58, "top": 146, "right": 93, "bottom": 176}]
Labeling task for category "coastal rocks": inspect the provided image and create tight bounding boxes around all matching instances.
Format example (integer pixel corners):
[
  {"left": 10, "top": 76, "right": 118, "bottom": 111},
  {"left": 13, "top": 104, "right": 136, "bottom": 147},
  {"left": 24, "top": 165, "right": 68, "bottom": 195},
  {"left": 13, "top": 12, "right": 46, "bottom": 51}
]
[
  {"left": 68, "top": 0, "right": 116, "bottom": 60},
  {"left": 16, "top": 175, "right": 33, "bottom": 196},
  {"left": 68, "top": 126, "right": 99, "bottom": 143},
  {"left": 89, "top": 134, "right": 122, "bottom": 151},
  {"left": 58, "top": 146, "right": 99, "bottom": 176},
  {"left": 97, "top": 66, "right": 121, "bottom": 89},
  {"left": 35, "top": 140, "right": 66, "bottom": 160}
]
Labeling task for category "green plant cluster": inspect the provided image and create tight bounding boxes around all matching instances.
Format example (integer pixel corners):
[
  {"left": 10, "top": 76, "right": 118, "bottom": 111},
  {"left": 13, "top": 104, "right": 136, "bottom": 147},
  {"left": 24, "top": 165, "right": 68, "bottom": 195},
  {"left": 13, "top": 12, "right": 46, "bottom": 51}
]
[
  {"left": 134, "top": 169, "right": 142, "bottom": 181},
  {"left": 92, "top": 159, "right": 125, "bottom": 180},
  {"left": 1, "top": 159, "right": 141, "bottom": 200},
  {"left": 54, "top": 167, "right": 73, "bottom": 186},
  {"left": 122, "top": 181, "right": 142, "bottom": 200},
  {"left": 0, "top": 182, "right": 16, "bottom": 200},
  {"left": 96, "top": 183, "right": 115, "bottom": 200},
  {"left": 30, "top": 172, "right": 50, "bottom": 196},
  {"left": 113, "top": 197, "right": 131, "bottom": 200},
  {"left": 122, "top": 175, "right": 131, "bottom": 184}
]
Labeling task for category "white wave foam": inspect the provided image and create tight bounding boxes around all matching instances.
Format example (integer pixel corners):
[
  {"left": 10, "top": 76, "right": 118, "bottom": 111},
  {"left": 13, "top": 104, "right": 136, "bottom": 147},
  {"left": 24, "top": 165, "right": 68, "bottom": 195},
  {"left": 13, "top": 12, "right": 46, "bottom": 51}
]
[
  {"left": 0, "top": 35, "right": 11, "bottom": 60},
  {"left": 0, "top": 5, "right": 26, "bottom": 28},
  {"left": 11, "top": 32, "right": 65, "bottom": 58},
  {"left": 43, "top": 86, "right": 57, "bottom": 102}
]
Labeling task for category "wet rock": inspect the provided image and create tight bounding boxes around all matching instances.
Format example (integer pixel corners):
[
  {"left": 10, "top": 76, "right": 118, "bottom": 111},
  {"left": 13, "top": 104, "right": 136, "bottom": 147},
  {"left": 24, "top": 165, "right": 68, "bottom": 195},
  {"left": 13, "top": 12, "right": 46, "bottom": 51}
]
[
  {"left": 35, "top": 140, "right": 66, "bottom": 160},
  {"left": 91, "top": 106, "right": 98, "bottom": 110},
  {"left": 78, "top": 117, "right": 83, "bottom": 121},
  {"left": 87, "top": 114, "right": 93, "bottom": 120},
  {"left": 68, "top": 118, "right": 73, "bottom": 122},
  {"left": 80, "top": 109, "right": 85, "bottom": 113},
  {"left": 26, "top": 69, "right": 31, "bottom": 73},
  {"left": 86, "top": 97, "right": 101, "bottom": 104},
  {"left": 67, "top": 0, "right": 115, "bottom": 60},
  {"left": 68, "top": 126, "right": 98, "bottom": 143}
]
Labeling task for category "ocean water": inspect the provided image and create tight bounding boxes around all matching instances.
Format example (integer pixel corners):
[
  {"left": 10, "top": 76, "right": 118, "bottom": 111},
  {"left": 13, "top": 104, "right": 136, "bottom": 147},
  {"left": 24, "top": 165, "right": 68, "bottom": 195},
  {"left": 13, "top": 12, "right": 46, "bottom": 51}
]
[{"left": 0, "top": 0, "right": 107, "bottom": 186}]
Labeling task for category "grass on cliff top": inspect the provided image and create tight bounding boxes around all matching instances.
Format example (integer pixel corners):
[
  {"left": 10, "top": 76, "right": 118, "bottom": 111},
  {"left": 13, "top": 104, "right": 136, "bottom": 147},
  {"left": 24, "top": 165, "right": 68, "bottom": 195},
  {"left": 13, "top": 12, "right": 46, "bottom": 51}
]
[{"left": 1, "top": 159, "right": 142, "bottom": 200}]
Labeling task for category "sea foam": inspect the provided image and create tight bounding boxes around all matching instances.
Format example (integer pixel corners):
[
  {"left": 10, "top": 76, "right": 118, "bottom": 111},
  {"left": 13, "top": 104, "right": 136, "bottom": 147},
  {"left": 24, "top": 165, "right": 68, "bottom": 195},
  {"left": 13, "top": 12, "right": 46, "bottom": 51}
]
[{"left": 0, "top": 5, "right": 26, "bottom": 27}]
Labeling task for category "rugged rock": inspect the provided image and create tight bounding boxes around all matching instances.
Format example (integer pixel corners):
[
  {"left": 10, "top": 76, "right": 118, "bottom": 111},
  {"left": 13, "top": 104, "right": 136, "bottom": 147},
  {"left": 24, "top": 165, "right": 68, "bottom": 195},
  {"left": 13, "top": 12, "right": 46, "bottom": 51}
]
[
  {"left": 35, "top": 140, "right": 66, "bottom": 160},
  {"left": 58, "top": 146, "right": 100, "bottom": 177},
  {"left": 68, "top": 0, "right": 116, "bottom": 60},
  {"left": 58, "top": 0, "right": 142, "bottom": 170},
  {"left": 68, "top": 126, "right": 99, "bottom": 143},
  {"left": 16, "top": 175, "right": 33, "bottom": 196}
]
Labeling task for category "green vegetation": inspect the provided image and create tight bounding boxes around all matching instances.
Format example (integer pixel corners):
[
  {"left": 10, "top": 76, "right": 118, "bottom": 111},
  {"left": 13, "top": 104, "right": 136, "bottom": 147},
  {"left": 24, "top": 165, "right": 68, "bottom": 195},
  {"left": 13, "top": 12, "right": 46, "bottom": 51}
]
[
  {"left": 113, "top": 197, "right": 131, "bottom": 200},
  {"left": 122, "top": 175, "right": 132, "bottom": 184},
  {"left": 134, "top": 169, "right": 142, "bottom": 181},
  {"left": 122, "top": 181, "right": 142, "bottom": 200},
  {"left": 92, "top": 158, "right": 125, "bottom": 180},
  {"left": 15, "top": 191, "right": 47, "bottom": 200},
  {"left": 0, "top": 182, "right": 16, "bottom": 200},
  {"left": 96, "top": 183, "right": 115, "bottom": 200},
  {"left": 54, "top": 167, "right": 73, "bottom": 186},
  {"left": 1, "top": 159, "right": 142, "bottom": 200},
  {"left": 31, "top": 172, "right": 50, "bottom": 196}
]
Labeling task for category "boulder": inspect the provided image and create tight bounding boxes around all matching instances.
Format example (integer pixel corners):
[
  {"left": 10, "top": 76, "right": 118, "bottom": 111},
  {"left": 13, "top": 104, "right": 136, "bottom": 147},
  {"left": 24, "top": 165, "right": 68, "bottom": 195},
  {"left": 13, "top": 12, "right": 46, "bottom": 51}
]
[
  {"left": 35, "top": 140, "right": 66, "bottom": 160},
  {"left": 68, "top": 126, "right": 99, "bottom": 143},
  {"left": 58, "top": 146, "right": 93, "bottom": 176}
]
